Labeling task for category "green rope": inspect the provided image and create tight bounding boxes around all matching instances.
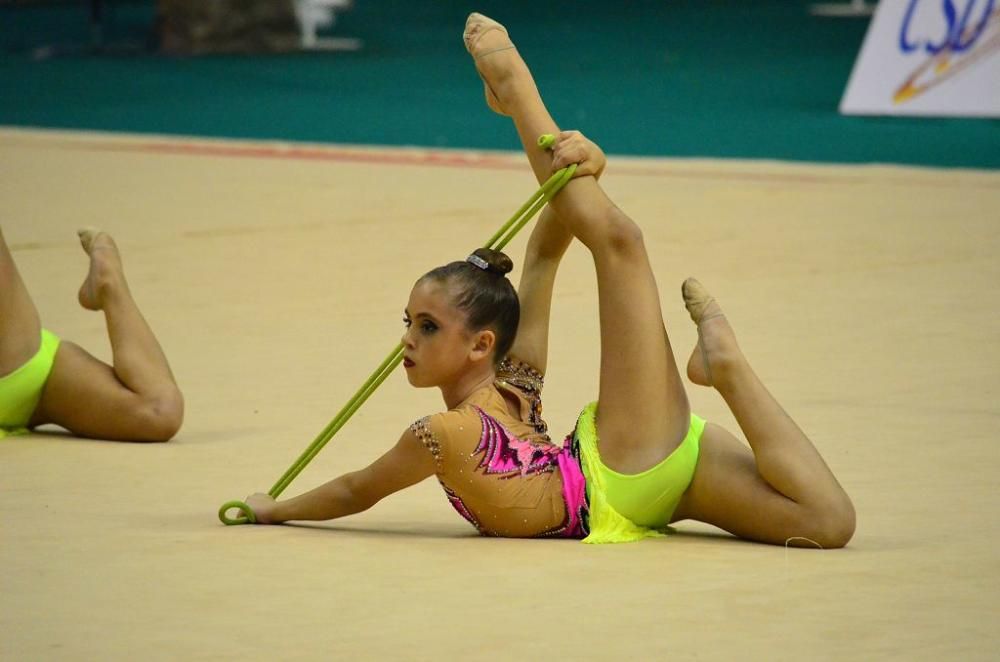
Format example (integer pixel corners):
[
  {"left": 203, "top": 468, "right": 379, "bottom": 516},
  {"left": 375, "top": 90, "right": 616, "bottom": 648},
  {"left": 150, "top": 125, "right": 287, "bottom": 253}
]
[{"left": 219, "top": 136, "right": 576, "bottom": 525}]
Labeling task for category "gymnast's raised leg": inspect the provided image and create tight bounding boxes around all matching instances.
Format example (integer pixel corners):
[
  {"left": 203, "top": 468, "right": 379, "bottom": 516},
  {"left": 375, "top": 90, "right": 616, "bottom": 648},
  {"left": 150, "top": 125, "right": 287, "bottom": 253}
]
[{"left": 465, "top": 14, "right": 690, "bottom": 474}]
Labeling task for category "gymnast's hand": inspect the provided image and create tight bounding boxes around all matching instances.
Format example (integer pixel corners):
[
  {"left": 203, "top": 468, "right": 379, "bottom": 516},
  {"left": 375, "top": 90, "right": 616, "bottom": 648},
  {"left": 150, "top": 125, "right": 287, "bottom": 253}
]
[
  {"left": 551, "top": 130, "right": 606, "bottom": 180},
  {"left": 245, "top": 493, "right": 279, "bottom": 524}
]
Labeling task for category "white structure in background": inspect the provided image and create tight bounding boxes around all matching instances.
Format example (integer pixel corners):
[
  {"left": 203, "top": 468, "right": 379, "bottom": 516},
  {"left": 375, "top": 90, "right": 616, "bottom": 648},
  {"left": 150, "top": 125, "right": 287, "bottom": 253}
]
[
  {"left": 811, "top": 0, "right": 876, "bottom": 17},
  {"left": 840, "top": 0, "right": 1000, "bottom": 116},
  {"left": 294, "top": 0, "right": 363, "bottom": 51}
]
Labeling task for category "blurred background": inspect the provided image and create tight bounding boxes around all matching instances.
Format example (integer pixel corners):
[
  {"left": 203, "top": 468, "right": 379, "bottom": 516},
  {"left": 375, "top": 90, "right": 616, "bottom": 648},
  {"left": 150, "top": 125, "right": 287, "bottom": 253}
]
[{"left": 0, "top": 0, "right": 997, "bottom": 168}]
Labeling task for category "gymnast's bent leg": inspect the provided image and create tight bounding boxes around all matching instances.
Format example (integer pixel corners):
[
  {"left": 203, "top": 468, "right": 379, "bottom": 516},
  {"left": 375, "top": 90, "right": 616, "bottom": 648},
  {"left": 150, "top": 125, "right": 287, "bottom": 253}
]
[
  {"left": 26, "top": 229, "right": 184, "bottom": 442},
  {"left": 669, "top": 280, "right": 856, "bottom": 547}
]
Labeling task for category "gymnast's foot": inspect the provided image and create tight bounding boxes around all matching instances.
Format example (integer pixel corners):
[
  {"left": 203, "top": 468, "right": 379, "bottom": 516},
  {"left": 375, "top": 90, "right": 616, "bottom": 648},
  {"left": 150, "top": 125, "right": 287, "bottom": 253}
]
[
  {"left": 78, "top": 228, "right": 129, "bottom": 311},
  {"left": 463, "top": 13, "right": 529, "bottom": 116},
  {"left": 682, "top": 278, "right": 741, "bottom": 388}
]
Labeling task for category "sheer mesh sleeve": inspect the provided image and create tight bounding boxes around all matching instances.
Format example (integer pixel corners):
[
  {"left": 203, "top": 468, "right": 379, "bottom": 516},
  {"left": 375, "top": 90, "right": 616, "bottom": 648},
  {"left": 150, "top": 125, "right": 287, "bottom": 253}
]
[
  {"left": 496, "top": 357, "right": 544, "bottom": 396},
  {"left": 496, "top": 357, "right": 547, "bottom": 438}
]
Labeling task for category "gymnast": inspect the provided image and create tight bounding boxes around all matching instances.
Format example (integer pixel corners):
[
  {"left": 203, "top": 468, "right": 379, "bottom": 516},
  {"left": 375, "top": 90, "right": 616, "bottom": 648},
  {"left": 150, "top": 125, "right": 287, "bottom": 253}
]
[
  {"left": 0, "top": 227, "right": 183, "bottom": 442},
  {"left": 244, "top": 13, "right": 855, "bottom": 546}
]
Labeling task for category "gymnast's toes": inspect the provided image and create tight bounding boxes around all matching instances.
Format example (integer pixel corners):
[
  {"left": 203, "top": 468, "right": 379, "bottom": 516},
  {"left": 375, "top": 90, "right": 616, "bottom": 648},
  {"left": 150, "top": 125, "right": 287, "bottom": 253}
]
[
  {"left": 681, "top": 277, "right": 722, "bottom": 326},
  {"left": 463, "top": 13, "right": 511, "bottom": 56},
  {"left": 77, "top": 229, "right": 127, "bottom": 311}
]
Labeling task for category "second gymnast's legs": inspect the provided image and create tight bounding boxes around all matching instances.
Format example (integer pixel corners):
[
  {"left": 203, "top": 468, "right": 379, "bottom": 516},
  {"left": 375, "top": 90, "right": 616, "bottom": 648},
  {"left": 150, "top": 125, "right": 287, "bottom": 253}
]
[{"left": 18, "top": 229, "right": 184, "bottom": 441}]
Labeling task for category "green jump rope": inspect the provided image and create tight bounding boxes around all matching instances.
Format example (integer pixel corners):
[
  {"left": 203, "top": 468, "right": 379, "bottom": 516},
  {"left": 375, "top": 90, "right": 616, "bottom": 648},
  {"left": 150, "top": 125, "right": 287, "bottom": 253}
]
[{"left": 219, "top": 134, "right": 577, "bottom": 525}]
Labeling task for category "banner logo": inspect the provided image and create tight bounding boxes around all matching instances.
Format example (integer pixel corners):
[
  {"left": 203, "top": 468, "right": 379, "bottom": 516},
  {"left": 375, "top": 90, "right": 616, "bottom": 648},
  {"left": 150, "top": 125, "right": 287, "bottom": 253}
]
[{"left": 841, "top": 0, "right": 1000, "bottom": 117}]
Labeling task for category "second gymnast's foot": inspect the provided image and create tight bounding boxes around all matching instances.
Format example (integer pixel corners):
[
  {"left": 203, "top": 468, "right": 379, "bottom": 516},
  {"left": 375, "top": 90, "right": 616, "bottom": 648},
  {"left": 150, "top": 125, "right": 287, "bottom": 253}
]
[
  {"left": 78, "top": 228, "right": 129, "bottom": 311},
  {"left": 682, "top": 278, "right": 741, "bottom": 387},
  {"left": 463, "top": 13, "right": 526, "bottom": 116}
]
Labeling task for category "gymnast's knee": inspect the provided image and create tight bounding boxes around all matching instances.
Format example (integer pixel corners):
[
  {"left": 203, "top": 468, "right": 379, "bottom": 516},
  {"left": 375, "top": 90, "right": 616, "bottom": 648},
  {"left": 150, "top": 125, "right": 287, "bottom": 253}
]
[
  {"left": 827, "top": 496, "right": 857, "bottom": 548},
  {"left": 802, "top": 497, "right": 856, "bottom": 549},
  {"left": 135, "top": 388, "right": 184, "bottom": 442},
  {"left": 598, "top": 207, "right": 645, "bottom": 258}
]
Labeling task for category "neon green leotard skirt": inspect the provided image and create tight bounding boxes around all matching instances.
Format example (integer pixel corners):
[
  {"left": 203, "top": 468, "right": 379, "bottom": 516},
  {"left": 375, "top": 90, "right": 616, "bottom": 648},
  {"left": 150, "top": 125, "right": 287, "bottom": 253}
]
[
  {"left": 0, "top": 329, "right": 60, "bottom": 438},
  {"left": 573, "top": 401, "right": 704, "bottom": 544}
]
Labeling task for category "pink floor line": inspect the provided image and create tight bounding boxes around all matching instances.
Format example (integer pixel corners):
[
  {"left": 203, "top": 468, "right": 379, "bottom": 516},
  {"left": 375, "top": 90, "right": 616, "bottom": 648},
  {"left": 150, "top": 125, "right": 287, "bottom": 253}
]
[
  {"left": 54, "top": 135, "right": 846, "bottom": 185},
  {"left": 8, "top": 131, "right": 995, "bottom": 188}
]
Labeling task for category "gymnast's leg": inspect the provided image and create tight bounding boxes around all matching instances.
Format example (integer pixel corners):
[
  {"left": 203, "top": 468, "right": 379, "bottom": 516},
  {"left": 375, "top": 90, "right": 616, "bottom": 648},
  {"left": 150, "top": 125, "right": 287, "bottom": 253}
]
[
  {"left": 0, "top": 226, "right": 43, "bottom": 376},
  {"left": 28, "top": 229, "right": 183, "bottom": 442},
  {"left": 464, "top": 14, "right": 689, "bottom": 473},
  {"left": 463, "top": 15, "right": 854, "bottom": 546},
  {"left": 670, "top": 279, "right": 855, "bottom": 547}
]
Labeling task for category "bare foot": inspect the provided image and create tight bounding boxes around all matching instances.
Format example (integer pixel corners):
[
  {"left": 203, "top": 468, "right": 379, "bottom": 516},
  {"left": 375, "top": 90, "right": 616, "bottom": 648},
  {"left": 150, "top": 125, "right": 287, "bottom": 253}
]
[
  {"left": 682, "top": 278, "right": 741, "bottom": 387},
  {"left": 463, "top": 13, "right": 525, "bottom": 115},
  {"left": 77, "top": 228, "right": 128, "bottom": 311}
]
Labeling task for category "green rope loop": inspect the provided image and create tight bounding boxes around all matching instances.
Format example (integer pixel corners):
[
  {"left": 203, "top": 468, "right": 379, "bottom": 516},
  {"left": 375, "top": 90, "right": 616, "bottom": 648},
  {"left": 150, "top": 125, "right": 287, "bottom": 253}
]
[
  {"left": 220, "top": 135, "right": 577, "bottom": 525},
  {"left": 219, "top": 500, "right": 256, "bottom": 525}
]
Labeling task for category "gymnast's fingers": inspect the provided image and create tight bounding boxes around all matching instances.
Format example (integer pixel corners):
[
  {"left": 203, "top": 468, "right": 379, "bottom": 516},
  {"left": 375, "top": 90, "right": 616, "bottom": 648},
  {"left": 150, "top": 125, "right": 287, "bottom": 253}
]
[
  {"left": 576, "top": 132, "right": 606, "bottom": 180},
  {"left": 245, "top": 492, "right": 277, "bottom": 524},
  {"left": 551, "top": 132, "right": 586, "bottom": 171},
  {"left": 553, "top": 132, "right": 605, "bottom": 179}
]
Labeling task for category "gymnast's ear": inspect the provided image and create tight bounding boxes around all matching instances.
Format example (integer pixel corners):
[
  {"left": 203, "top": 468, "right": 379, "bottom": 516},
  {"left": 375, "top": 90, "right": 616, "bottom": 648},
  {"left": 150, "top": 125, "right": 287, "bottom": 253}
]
[{"left": 469, "top": 328, "right": 496, "bottom": 362}]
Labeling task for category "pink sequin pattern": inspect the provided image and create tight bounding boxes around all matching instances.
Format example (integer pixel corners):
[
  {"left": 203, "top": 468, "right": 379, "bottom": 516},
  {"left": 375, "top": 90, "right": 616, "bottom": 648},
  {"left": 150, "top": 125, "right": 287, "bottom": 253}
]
[{"left": 449, "top": 407, "right": 588, "bottom": 538}]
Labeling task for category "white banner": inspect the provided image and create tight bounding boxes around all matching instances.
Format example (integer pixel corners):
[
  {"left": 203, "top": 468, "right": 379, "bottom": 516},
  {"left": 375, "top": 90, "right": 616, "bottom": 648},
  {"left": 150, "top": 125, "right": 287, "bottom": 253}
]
[{"left": 840, "top": 0, "right": 1000, "bottom": 117}]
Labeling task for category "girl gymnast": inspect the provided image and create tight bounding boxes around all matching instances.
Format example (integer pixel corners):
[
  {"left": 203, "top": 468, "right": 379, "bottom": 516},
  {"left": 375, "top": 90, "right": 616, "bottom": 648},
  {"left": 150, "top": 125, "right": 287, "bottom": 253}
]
[
  {"left": 0, "top": 227, "right": 183, "bottom": 442},
  {"left": 244, "top": 13, "right": 855, "bottom": 547}
]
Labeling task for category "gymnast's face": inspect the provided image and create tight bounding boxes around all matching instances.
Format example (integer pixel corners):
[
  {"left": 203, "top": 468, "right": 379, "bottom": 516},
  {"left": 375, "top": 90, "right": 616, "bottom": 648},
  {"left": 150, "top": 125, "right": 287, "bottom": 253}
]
[{"left": 401, "top": 279, "right": 480, "bottom": 388}]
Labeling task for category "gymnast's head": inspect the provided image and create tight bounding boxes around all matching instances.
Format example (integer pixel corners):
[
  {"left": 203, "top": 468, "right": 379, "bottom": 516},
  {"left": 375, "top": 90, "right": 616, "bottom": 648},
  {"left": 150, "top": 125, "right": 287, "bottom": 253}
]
[{"left": 402, "top": 248, "right": 519, "bottom": 386}]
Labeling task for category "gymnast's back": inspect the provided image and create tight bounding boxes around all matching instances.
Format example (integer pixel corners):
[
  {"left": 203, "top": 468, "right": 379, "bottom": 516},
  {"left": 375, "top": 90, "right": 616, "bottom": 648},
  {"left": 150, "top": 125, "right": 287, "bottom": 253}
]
[{"left": 408, "top": 357, "right": 587, "bottom": 538}]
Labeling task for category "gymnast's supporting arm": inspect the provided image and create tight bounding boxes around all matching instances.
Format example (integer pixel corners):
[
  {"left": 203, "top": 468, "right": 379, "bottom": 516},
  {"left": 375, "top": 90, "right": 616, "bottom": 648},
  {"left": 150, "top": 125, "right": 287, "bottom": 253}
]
[{"left": 245, "top": 428, "right": 435, "bottom": 524}]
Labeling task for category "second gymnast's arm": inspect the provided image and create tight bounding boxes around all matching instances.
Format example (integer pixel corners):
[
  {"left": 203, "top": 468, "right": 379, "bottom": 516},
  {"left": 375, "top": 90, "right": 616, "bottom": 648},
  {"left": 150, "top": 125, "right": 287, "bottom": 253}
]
[{"left": 246, "top": 429, "right": 436, "bottom": 524}]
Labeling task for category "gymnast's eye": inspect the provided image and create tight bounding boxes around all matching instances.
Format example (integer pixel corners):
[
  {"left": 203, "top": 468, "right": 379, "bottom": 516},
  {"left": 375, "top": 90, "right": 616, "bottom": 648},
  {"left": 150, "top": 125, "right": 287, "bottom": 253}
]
[
  {"left": 421, "top": 321, "right": 437, "bottom": 334},
  {"left": 403, "top": 317, "right": 412, "bottom": 328}
]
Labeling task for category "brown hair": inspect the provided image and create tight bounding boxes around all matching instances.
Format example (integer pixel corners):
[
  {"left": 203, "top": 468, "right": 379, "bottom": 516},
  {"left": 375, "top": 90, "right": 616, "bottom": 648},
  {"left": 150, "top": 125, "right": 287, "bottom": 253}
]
[{"left": 418, "top": 248, "right": 519, "bottom": 365}]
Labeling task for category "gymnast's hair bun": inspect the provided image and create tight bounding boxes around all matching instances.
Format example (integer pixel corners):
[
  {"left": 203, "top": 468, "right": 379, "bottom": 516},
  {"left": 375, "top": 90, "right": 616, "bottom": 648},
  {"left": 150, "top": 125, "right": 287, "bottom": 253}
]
[{"left": 469, "top": 248, "right": 514, "bottom": 276}]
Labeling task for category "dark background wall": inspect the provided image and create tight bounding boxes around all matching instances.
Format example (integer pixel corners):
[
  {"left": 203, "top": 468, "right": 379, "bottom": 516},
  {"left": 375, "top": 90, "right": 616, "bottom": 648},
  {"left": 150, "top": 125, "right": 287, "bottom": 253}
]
[{"left": 1, "top": 0, "right": 997, "bottom": 168}]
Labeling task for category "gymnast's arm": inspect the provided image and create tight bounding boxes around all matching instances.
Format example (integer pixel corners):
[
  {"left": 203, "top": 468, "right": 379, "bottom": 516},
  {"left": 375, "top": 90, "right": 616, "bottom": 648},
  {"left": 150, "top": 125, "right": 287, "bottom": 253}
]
[
  {"left": 508, "top": 131, "right": 606, "bottom": 373},
  {"left": 245, "top": 429, "right": 436, "bottom": 524},
  {"left": 507, "top": 205, "right": 571, "bottom": 374}
]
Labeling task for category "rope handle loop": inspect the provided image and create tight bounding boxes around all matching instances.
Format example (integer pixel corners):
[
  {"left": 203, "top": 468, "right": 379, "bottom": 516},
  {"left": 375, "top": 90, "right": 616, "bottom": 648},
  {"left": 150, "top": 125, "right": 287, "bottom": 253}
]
[{"left": 219, "top": 500, "right": 256, "bottom": 525}]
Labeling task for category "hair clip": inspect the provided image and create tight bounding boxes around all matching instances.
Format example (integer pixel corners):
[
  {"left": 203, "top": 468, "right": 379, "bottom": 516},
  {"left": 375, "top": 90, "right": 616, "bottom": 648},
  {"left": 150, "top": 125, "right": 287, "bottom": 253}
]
[{"left": 466, "top": 254, "right": 489, "bottom": 270}]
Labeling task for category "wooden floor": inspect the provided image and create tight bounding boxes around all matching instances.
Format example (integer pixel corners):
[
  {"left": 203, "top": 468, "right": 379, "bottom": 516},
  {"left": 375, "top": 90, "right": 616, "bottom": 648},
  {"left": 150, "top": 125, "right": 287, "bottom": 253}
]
[{"left": 1, "top": 127, "right": 998, "bottom": 660}]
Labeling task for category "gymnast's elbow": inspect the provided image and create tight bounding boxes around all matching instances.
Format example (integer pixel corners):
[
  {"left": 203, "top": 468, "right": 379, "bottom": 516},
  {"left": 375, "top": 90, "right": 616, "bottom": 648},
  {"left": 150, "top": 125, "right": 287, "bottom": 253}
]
[{"left": 339, "top": 472, "right": 384, "bottom": 515}]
